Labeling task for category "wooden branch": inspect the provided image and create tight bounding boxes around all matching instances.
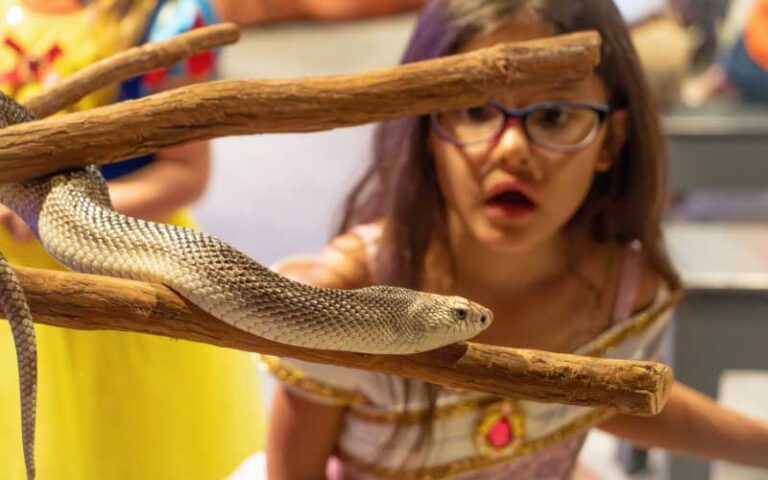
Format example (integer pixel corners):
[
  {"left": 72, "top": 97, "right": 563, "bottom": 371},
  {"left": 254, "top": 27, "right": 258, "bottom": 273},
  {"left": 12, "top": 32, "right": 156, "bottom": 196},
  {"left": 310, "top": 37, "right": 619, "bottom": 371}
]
[
  {"left": 23, "top": 23, "right": 242, "bottom": 118},
  {"left": 13, "top": 265, "right": 672, "bottom": 416},
  {"left": 0, "top": 31, "right": 600, "bottom": 182}
]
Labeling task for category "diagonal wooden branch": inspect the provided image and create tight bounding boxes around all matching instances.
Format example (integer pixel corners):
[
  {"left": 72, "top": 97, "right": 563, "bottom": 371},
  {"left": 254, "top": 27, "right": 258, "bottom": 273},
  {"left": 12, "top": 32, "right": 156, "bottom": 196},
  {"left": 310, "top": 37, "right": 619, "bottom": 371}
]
[
  {"left": 23, "top": 23, "right": 242, "bottom": 118},
  {"left": 0, "top": 31, "right": 600, "bottom": 182},
  {"left": 12, "top": 265, "right": 674, "bottom": 416},
  {"left": 24, "top": 23, "right": 241, "bottom": 119}
]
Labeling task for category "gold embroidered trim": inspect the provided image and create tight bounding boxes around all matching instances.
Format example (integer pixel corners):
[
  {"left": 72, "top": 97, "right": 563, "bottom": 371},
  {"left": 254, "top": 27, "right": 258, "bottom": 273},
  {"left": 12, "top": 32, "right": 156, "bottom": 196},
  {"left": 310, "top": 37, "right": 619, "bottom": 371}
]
[
  {"left": 259, "top": 355, "right": 366, "bottom": 405},
  {"left": 339, "top": 408, "right": 616, "bottom": 479},
  {"left": 346, "top": 289, "right": 683, "bottom": 425},
  {"left": 349, "top": 397, "right": 497, "bottom": 424}
]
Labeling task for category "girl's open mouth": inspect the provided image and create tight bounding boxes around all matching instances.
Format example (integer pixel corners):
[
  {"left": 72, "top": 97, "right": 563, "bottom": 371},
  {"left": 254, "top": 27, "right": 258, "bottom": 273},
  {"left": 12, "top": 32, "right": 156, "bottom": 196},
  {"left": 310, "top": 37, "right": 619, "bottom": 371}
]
[{"left": 485, "top": 189, "right": 537, "bottom": 220}]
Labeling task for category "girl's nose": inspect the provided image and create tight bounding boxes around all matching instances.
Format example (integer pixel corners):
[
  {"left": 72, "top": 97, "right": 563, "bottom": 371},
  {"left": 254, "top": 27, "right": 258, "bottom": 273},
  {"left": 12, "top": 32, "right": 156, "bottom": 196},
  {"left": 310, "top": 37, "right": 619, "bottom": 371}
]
[{"left": 495, "top": 123, "right": 543, "bottom": 181}]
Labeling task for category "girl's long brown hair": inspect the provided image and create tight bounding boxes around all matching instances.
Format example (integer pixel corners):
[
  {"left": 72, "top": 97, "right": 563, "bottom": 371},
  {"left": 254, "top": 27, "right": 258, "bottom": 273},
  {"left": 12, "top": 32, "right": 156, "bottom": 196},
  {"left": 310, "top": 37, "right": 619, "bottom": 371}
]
[{"left": 336, "top": 0, "right": 681, "bottom": 465}]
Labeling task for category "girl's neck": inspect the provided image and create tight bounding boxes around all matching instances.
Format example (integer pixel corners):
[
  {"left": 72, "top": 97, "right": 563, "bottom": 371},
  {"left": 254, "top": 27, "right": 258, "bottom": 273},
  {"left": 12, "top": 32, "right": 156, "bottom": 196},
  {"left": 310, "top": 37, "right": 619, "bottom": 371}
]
[
  {"left": 447, "top": 223, "right": 576, "bottom": 296},
  {"left": 22, "top": 0, "right": 84, "bottom": 14}
]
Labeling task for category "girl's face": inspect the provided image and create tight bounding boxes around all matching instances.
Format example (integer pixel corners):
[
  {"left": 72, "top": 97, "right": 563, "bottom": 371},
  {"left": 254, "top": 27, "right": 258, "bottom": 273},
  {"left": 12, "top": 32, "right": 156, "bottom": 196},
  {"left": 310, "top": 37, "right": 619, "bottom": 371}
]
[{"left": 431, "top": 16, "right": 622, "bottom": 253}]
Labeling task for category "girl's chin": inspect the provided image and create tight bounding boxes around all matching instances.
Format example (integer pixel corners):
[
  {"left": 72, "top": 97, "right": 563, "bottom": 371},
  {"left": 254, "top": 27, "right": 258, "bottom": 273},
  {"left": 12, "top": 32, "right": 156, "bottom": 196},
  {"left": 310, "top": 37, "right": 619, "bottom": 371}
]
[{"left": 472, "top": 224, "right": 540, "bottom": 253}]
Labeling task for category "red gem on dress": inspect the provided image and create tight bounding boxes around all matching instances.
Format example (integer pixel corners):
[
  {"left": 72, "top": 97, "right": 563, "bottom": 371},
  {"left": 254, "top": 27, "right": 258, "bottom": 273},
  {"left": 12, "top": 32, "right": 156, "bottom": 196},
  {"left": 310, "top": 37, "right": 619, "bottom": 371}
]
[{"left": 486, "top": 418, "right": 513, "bottom": 448}]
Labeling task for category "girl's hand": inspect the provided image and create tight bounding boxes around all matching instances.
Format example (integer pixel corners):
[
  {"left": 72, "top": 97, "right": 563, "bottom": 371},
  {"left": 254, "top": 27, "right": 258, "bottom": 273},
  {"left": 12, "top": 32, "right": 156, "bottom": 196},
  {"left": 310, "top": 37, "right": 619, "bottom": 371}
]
[{"left": 0, "top": 204, "right": 35, "bottom": 243}]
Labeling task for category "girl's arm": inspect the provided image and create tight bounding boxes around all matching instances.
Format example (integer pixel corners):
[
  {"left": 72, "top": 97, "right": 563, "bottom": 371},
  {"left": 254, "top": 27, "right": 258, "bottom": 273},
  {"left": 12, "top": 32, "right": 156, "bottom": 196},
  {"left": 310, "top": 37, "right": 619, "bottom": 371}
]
[
  {"left": 0, "top": 141, "right": 210, "bottom": 242},
  {"left": 267, "top": 386, "right": 346, "bottom": 480},
  {"left": 267, "top": 228, "right": 374, "bottom": 478},
  {"left": 107, "top": 140, "right": 211, "bottom": 222},
  {"left": 600, "top": 381, "right": 768, "bottom": 468}
]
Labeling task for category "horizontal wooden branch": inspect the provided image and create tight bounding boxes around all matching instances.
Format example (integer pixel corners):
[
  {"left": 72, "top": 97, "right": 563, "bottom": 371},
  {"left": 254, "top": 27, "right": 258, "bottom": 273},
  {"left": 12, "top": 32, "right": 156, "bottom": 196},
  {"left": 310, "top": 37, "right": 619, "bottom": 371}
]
[
  {"left": 23, "top": 23, "right": 242, "bottom": 118},
  {"left": 0, "top": 31, "right": 600, "bottom": 182},
  {"left": 13, "top": 265, "right": 671, "bottom": 415}
]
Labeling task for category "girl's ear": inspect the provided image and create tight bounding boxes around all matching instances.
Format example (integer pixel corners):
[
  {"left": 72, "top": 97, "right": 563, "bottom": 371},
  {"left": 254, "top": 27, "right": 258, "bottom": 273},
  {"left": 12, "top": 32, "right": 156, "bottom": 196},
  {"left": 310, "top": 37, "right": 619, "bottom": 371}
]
[{"left": 596, "top": 109, "right": 628, "bottom": 172}]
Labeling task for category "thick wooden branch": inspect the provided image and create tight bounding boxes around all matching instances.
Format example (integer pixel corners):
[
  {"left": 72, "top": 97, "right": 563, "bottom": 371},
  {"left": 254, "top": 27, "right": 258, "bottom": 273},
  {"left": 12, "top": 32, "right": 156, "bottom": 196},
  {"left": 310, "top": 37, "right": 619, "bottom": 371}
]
[
  {"left": 0, "top": 31, "right": 600, "bottom": 182},
  {"left": 13, "top": 265, "right": 672, "bottom": 416},
  {"left": 23, "top": 23, "right": 242, "bottom": 118}
]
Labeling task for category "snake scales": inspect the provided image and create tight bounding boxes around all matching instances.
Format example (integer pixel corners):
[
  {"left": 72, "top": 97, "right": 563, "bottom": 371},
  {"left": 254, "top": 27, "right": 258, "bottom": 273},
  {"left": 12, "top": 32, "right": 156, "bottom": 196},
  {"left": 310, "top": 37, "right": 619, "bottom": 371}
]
[{"left": 0, "top": 92, "right": 491, "bottom": 479}]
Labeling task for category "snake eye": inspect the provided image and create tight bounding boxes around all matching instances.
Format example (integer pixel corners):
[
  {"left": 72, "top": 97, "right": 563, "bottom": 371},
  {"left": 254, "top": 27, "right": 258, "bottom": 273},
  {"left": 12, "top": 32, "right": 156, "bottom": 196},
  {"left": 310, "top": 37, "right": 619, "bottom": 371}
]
[{"left": 453, "top": 308, "right": 468, "bottom": 321}]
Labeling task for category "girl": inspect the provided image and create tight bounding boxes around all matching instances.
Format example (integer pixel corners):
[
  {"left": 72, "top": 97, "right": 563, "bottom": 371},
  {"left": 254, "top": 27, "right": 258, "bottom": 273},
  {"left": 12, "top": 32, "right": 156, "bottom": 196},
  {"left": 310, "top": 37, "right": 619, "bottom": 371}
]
[
  {"left": 262, "top": 0, "right": 768, "bottom": 479},
  {"left": 0, "top": 1, "right": 263, "bottom": 478}
]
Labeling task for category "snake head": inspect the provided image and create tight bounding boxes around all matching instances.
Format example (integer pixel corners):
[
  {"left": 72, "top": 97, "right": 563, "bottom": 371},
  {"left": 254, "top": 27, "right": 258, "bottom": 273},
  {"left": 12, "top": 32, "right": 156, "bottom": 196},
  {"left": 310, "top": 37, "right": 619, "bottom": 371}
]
[{"left": 405, "top": 293, "right": 492, "bottom": 352}]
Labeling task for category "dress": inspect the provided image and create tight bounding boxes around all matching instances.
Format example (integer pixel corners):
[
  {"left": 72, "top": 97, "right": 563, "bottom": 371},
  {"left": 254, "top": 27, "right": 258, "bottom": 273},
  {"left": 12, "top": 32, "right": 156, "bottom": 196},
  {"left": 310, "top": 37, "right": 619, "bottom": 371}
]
[
  {"left": 259, "top": 223, "right": 680, "bottom": 480},
  {"left": 0, "top": 1, "right": 263, "bottom": 478}
]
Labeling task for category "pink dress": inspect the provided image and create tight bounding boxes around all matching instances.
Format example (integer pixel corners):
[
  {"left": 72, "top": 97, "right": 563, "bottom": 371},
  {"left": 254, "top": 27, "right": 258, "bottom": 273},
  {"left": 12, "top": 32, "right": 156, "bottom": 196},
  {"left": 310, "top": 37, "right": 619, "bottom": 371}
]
[{"left": 262, "top": 224, "right": 679, "bottom": 480}]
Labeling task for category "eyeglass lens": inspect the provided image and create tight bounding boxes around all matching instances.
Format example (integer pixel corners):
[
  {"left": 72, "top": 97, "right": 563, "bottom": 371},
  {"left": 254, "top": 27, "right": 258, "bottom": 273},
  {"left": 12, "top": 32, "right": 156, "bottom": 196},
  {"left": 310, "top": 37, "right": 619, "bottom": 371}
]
[{"left": 435, "top": 104, "right": 600, "bottom": 148}]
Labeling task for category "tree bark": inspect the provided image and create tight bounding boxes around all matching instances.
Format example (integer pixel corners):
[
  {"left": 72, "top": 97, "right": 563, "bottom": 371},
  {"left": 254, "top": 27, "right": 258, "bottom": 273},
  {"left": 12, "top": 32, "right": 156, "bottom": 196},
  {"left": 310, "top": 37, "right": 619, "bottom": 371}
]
[
  {"left": 13, "top": 265, "right": 673, "bottom": 416},
  {"left": 0, "top": 31, "right": 600, "bottom": 182}
]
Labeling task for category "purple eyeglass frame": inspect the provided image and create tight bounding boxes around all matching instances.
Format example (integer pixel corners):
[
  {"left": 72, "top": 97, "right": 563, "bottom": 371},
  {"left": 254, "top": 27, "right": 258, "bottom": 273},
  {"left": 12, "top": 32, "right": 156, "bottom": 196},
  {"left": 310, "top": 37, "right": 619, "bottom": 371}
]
[{"left": 430, "top": 101, "right": 612, "bottom": 153}]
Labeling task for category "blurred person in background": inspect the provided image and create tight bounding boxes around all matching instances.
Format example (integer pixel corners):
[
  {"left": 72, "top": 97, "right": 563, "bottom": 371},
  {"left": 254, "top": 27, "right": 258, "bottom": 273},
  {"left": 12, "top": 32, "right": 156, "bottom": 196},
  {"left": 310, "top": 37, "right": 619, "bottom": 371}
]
[
  {"left": 614, "top": 0, "right": 695, "bottom": 107},
  {"left": 683, "top": 0, "right": 768, "bottom": 105},
  {"left": 0, "top": 1, "right": 264, "bottom": 478}
]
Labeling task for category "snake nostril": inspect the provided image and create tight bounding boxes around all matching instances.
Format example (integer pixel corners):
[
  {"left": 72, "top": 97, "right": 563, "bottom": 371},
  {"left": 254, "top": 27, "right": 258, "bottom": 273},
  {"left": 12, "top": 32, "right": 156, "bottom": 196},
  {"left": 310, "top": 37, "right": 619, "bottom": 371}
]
[{"left": 480, "top": 315, "right": 487, "bottom": 324}]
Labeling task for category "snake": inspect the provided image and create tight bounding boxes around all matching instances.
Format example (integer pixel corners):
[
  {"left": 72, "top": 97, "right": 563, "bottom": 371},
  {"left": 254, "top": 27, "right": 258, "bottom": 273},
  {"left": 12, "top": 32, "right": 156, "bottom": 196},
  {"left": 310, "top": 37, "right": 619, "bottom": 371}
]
[{"left": 0, "top": 92, "right": 492, "bottom": 479}]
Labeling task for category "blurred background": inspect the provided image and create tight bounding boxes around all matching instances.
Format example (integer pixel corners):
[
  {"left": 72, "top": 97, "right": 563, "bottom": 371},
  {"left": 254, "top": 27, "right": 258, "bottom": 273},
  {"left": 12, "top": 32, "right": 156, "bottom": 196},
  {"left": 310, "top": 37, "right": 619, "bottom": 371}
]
[{"left": 194, "top": 1, "right": 768, "bottom": 479}]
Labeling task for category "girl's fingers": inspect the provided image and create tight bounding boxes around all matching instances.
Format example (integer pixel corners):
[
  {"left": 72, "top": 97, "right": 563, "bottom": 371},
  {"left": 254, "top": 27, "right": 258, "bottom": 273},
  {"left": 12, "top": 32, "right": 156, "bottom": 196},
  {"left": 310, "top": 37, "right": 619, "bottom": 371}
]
[{"left": 2, "top": 208, "right": 34, "bottom": 242}]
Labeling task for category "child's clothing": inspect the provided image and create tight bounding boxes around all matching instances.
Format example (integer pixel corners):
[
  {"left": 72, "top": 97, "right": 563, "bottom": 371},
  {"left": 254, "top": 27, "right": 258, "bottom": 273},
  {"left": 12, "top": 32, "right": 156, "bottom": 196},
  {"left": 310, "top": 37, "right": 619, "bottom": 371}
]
[
  {"left": 744, "top": 0, "right": 768, "bottom": 70},
  {"left": 262, "top": 223, "right": 679, "bottom": 479},
  {"left": 0, "top": 1, "right": 264, "bottom": 478},
  {"left": 723, "top": 0, "right": 768, "bottom": 102}
]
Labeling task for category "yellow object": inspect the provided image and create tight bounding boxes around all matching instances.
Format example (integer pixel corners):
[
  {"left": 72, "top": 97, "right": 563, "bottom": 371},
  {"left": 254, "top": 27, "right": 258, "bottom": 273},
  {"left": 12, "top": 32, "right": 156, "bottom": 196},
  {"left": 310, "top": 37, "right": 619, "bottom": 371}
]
[
  {"left": 0, "top": 1, "right": 264, "bottom": 478},
  {"left": 0, "top": 0, "right": 133, "bottom": 110},
  {"left": 0, "top": 211, "right": 265, "bottom": 480}
]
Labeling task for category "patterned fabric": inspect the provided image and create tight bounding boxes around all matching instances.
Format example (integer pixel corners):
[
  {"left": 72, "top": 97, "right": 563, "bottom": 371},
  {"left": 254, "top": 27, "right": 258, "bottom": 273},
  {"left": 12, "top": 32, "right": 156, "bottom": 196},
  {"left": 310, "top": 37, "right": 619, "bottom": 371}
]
[
  {"left": 0, "top": 0, "right": 218, "bottom": 179},
  {"left": 0, "top": 0, "right": 139, "bottom": 108}
]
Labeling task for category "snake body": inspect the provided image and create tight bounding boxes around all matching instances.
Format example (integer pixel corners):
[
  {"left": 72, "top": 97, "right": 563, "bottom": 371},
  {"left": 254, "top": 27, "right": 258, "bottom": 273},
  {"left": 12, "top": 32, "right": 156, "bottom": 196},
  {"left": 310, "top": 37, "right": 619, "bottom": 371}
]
[{"left": 0, "top": 93, "right": 491, "bottom": 479}]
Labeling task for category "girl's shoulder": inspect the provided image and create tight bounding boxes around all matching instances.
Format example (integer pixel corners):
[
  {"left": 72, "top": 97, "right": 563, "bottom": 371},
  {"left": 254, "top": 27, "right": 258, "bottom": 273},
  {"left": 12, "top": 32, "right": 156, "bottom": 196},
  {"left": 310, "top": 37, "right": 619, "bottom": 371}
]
[{"left": 271, "top": 222, "right": 384, "bottom": 290}]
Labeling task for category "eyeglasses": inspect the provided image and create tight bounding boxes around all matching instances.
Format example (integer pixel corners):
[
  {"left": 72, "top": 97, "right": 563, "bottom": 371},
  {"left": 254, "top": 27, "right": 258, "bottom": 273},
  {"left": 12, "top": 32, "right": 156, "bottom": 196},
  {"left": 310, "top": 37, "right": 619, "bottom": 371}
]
[{"left": 430, "top": 101, "right": 612, "bottom": 153}]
